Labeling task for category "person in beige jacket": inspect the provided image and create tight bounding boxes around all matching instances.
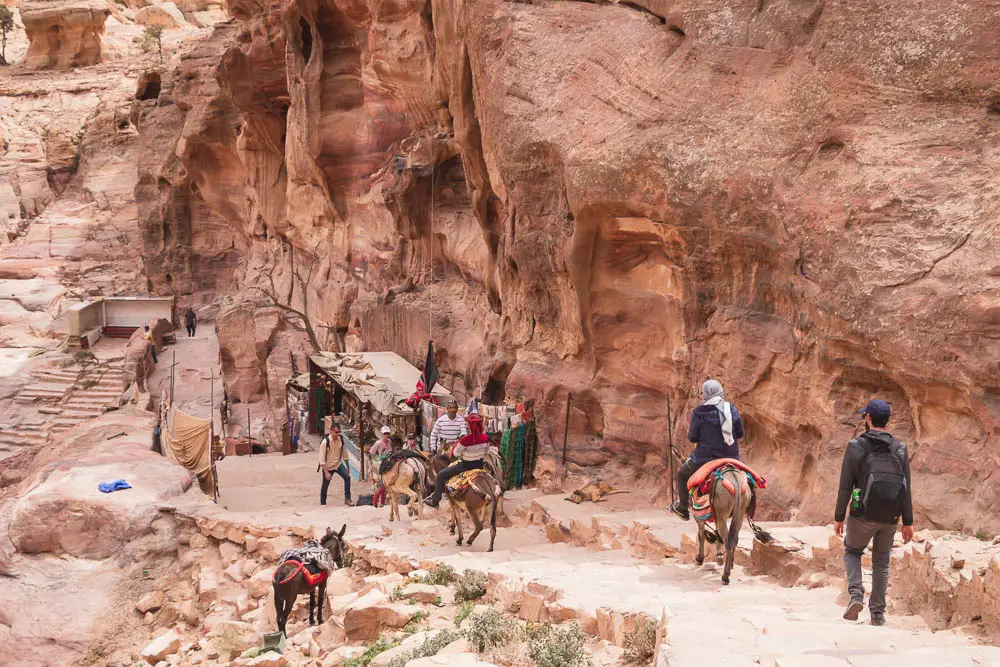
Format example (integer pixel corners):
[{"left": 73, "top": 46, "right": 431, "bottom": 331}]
[{"left": 319, "top": 422, "right": 353, "bottom": 506}]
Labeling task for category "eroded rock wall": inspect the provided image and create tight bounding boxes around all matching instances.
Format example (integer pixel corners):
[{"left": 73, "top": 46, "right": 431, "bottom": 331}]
[{"left": 135, "top": 0, "right": 1000, "bottom": 531}]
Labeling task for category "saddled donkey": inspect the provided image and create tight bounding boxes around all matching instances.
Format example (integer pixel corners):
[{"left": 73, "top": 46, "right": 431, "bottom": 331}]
[
  {"left": 694, "top": 468, "right": 751, "bottom": 585},
  {"left": 429, "top": 455, "right": 501, "bottom": 552},
  {"left": 272, "top": 525, "right": 346, "bottom": 636},
  {"left": 379, "top": 451, "right": 427, "bottom": 521}
]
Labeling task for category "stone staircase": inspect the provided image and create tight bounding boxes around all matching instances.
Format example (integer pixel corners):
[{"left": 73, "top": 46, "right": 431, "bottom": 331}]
[
  {"left": 1, "top": 364, "right": 126, "bottom": 454},
  {"left": 49, "top": 367, "right": 126, "bottom": 435}
]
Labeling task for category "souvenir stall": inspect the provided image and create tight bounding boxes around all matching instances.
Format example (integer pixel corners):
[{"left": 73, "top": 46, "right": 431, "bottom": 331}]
[{"left": 308, "top": 351, "right": 453, "bottom": 478}]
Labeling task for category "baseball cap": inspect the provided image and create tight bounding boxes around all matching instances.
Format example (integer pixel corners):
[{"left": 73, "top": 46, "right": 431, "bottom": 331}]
[
  {"left": 381, "top": 425, "right": 391, "bottom": 434},
  {"left": 858, "top": 399, "right": 891, "bottom": 419}
]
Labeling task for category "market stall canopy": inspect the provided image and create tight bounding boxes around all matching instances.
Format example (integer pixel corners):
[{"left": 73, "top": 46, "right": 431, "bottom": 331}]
[
  {"left": 288, "top": 373, "right": 310, "bottom": 391},
  {"left": 310, "top": 351, "right": 453, "bottom": 416}
]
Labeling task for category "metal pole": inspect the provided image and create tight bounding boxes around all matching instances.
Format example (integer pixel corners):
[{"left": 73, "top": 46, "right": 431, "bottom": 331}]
[
  {"left": 562, "top": 392, "right": 572, "bottom": 467},
  {"left": 169, "top": 350, "right": 176, "bottom": 404},
  {"left": 248, "top": 407, "right": 252, "bottom": 457},
  {"left": 667, "top": 393, "right": 675, "bottom": 505}
]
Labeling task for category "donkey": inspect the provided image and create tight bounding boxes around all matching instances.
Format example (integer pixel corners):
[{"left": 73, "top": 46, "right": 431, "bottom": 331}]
[
  {"left": 694, "top": 468, "right": 751, "bottom": 585},
  {"left": 380, "top": 452, "right": 427, "bottom": 521},
  {"left": 429, "top": 455, "right": 501, "bottom": 551},
  {"left": 272, "top": 525, "right": 346, "bottom": 636}
]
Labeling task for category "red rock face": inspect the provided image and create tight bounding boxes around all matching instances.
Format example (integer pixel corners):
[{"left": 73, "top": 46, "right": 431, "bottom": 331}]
[{"left": 135, "top": 0, "right": 1000, "bottom": 531}]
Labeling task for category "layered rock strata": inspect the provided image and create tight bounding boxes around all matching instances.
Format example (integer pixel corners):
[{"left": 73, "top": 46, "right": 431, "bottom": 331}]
[
  {"left": 135, "top": 0, "right": 1000, "bottom": 531},
  {"left": 20, "top": 0, "right": 110, "bottom": 69}
]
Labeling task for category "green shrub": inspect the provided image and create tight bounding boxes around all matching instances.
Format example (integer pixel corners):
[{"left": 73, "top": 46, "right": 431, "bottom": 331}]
[
  {"left": 404, "top": 611, "right": 428, "bottom": 634},
  {"left": 623, "top": 616, "right": 657, "bottom": 664},
  {"left": 454, "top": 601, "right": 475, "bottom": 627},
  {"left": 418, "top": 564, "right": 455, "bottom": 586},
  {"left": 454, "top": 569, "right": 488, "bottom": 602},
  {"left": 465, "top": 609, "right": 520, "bottom": 652},
  {"left": 975, "top": 530, "right": 989, "bottom": 541},
  {"left": 343, "top": 637, "right": 396, "bottom": 667},
  {"left": 528, "top": 623, "right": 590, "bottom": 667},
  {"left": 386, "top": 630, "right": 462, "bottom": 667}
]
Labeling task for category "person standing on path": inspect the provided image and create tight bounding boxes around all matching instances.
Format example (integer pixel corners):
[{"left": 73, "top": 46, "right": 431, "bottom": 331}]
[
  {"left": 318, "top": 421, "right": 354, "bottom": 507},
  {"left": 143, "top": 325, "right": 158, "bottom": 364},
  {"left": 834, "top": 399, "right": 914, "bottom": 626},
  {"left": 185, "top": 307, "right": 197, "bottom": 337},
  {"left": 669, "top": 379, "right": 744, "bottom": 521},
  {"left": 370, "top": 426, "right": 393, "bottom": 508}
]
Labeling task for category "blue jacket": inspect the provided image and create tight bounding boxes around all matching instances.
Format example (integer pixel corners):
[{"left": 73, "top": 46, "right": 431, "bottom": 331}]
[{"left": 688, "top": 403, "right": 744, "bottom": 465}]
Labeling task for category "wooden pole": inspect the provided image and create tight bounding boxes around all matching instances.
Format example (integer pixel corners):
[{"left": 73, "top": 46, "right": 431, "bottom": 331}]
[
  {"left": 667, "top": 394, "right": 675, "bottom": 505},
  {"left": 561, "top": 392, "right": 572, "bottom": 467},
  {"left": 169, "top": 350, "right": 176, "bottom": 404},
  {"left": 210, "top": 369, "right": 218, "bottom": 503},
  {"left": 248, "top": 407, "right": 252, "bottom": 457}
]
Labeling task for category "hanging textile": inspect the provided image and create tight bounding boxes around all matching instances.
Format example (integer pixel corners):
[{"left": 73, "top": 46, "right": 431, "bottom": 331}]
[{"left": 523, "top": 420, "right": 539, "bottom": 483}]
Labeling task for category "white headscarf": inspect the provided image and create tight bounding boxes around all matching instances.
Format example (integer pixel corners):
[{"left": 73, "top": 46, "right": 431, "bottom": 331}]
[{"left": 702, "top": 379, "right": 734, "bottom": 446}]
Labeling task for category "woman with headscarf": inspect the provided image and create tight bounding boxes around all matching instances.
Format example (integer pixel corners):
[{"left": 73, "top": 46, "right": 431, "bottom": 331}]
[{"left": 669, "top": 379, "right": 745, "bottom": 521}]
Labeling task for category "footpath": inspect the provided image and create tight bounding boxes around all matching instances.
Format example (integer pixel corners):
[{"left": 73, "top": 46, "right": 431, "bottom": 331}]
[{"left": 158, "top": 453, "right": 1000, "bottom": 666}]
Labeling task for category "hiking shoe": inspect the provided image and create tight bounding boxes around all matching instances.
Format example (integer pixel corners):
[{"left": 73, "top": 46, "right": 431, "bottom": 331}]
[
  {"left": 669, "top": 502, "right": 689, "bottom": 521},
  {"left": 344, "top": 498, "right": 354, "bottom": 507},
  {"left": 423, "top": 498, "right": 439, "bottom": 509},
  {"left": 870, "top": 613, "right": 885, "bottom": 627},
  {"left": 843, "top": 601, "right": 864, "bottom": 621}
]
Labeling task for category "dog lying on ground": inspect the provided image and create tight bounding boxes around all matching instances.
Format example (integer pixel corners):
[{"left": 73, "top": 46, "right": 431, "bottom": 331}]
[{"left": 565, "top": 481, "right": 628, "bottom": 504}]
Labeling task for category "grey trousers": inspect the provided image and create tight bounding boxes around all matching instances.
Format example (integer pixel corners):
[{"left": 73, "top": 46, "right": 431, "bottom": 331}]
[{"left": 844, "top": 515, "right": 897, "bottom": 614}]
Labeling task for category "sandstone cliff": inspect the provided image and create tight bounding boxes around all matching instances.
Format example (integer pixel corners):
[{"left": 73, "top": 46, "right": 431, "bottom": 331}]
[
  {"left": 135, "top": 0, "right": 1000, "bottom": 532},
  {"left": 20, "top": 0, "right": 110, "bottom": 69}
]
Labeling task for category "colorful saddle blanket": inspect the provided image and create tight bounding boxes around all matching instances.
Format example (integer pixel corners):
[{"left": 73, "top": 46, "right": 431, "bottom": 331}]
[
  {"left": 273, "top": 558, "right": 328, "bottom": 586},
  {"left": 687, "top": 460, "right": 766, "bottom": 524},
  {"left": 446, "top": 468, "right": 486, "bottom": 494}
]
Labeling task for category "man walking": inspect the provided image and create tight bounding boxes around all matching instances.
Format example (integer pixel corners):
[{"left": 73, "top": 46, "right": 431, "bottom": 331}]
[
  {"left": 669, "top": 379, "right": 744, "bottom": 521},
  {"left": 834, "top": 399, "right": 913, "bottom": 626},
  {"left": 185, "top": 307, "right": 197, "bottom": 337},
  {"left": 318, "top": 421, "right": 354, "bottom": 507},
  {"left": 429, "top": 399, "right": 467, "bottom": 454}
]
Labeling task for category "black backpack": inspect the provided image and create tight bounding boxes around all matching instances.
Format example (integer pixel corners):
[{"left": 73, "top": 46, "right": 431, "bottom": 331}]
[{"left": 856, "top": 436, "right": 906, "bottom": 524}]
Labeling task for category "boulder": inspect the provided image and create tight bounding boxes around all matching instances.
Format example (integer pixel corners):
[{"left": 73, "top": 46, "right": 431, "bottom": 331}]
[
  {"left": 198, "top": 569, "right": 220, "bottom": 604},
  {"left": 136, "top": 590, "right": 165, "bottom": 614},
  {"left": 219, "top": 540, "right": 242, "bottom": 563},
  {"left": 371, "top": 645, "right": 410, "bottom": 667},
  {"left": 439, "top": 638, "right": 471, "bottom": 654},
  {"left": 248, "top": 569, "right": 273, "bottom": 599},
  {"left": 134, "top": 2, "right": 187, "bottom": 28},
  {"left": 8, "top": 437, "right": 192, "bottom": 560},
  {"left": 141, "top": 629, "right": 181, "bottom": 665},
  {"left": 399, "top": 584, "right": 451, "bottom": 605},
  {"left": 342, "top": 590, "right": 418, "bottom": 640},
  {"left": 258, "top": 536, "right": 297, "bottom": 562},
  {"left": 179, "top": 600, "right": 201, "bottom": 624},
  {"left": 233, "top": 653, "right": 287, "bottom": 667},
  {"left": 19, "top": 0, "right": 109, "bottom": 69},
  {"left": 322, "top": 646, "right": 366, "bottom": 666},
  {"left": 360, "top": 572, "right": 406, "bottom": 596}
]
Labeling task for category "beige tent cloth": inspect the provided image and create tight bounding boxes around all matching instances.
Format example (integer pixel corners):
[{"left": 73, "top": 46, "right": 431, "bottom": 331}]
[
  {"left": 164, "top": 408, "right": 212, "bottom": 477},
  {"left": 311, "top": 352, "right": 452, "bottom": 417}
]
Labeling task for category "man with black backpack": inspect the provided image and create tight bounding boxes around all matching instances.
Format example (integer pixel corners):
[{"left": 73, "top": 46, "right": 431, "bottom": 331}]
[{"left": 834, "top": 399, "right": 914, "bottom": 627}]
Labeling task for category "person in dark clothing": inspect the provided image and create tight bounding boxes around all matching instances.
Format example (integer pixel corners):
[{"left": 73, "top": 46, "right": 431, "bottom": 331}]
[
  {"left": 185, "top": 308, "right": 197, "bottom": 337},
  {"left": 669, "top": 378, "right": 744, "bottom": 521},
  {"left": 834, "top": 399, "right": 913, "bottom": 627}
]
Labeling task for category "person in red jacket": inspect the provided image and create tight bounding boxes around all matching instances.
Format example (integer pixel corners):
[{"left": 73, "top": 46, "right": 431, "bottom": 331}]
[{"left": 424, "top": 414, "right": 489, "bottom": 508}]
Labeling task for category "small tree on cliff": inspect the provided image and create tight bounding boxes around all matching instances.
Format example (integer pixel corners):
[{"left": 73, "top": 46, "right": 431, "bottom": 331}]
[
  {"left": 0, "top": 6, "right": 16, "bottom": 66},
  {"left": 138, "top": 25, "right": 164, "bottom": 63},
  {"left": 248, "top": 244, "right": 323, "bottom": 353}
]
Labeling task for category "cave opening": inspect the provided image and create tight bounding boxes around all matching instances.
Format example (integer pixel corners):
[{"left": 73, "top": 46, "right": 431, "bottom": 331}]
[{"left": 299, "top": 17, "right": 314, "bottom": 64}]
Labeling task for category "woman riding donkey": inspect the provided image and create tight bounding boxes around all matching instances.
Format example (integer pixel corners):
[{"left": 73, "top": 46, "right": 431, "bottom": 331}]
[{"left": 670, "top": 379, "right": 767, "bottom": 584}]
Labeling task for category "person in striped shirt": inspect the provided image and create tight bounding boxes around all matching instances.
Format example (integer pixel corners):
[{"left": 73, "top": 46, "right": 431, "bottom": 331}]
[
  {"left": 429, "top": 400, "right": 467, "bottom": 453},
  {"left": 424, "top": 412, "right": 489, "bottom": 508}
]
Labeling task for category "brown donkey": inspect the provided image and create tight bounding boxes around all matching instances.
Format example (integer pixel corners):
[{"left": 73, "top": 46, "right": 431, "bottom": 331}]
[
  {"left": 429, "top": 455, "right": 501, "bottom": 552},
  {"left": 380, "top": 453, "right": 427, "bottom": 521},
  {"left": 695, "top": 468, "right": 751, "bottom": 585},
  {"left": 272, "top": 525, "right": 346, "bottom": 636}
]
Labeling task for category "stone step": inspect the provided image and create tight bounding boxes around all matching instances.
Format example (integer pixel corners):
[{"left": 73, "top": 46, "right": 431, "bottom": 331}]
[{"left": 0, "top": 431, "right": 49, "bottom": 447}]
